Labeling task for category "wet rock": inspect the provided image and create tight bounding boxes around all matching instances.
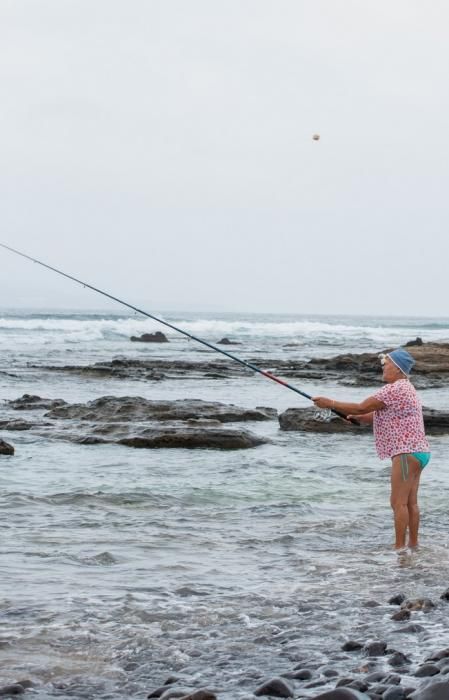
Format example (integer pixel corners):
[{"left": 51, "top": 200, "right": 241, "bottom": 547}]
[
  {"left": 278, "top": 407, "right": 367, "bottom": 433},
  {"left": 392, "top": 624, "right": 425, "bottom": 634},
  {"left": 426, "top": 649, "right": 449, "bottom": 662},
  {"left": 347, "top": 681, "right": 369, "bottom": 692},
  {"left": 389, "top": 652, "right": 411, "bottom": 667},
  {"left": 217, "top": 337, "right": 241, "bottom": 345},
  {"left": 278, "top": 406, "right": 449, "bottom": 435},
  {"left": 414, "top": 665, "right": 440, "bottom": 678},
  {"left": 35, "top": 342, "right": 449, "bottom": 389},
  {"left": 383, "top": 675, "right": 401, "bottom": 686},
  {"left": 409, "top": 679, "right": 449, "bottom": 698},
  {"left": 291, "top": 669, "right": 313, "bottom": 680},
  {"left": 254, "top": 677, "right": 294, "bottom": 697},
  {"left": 389, "top": 594, "right": 407, "bottom": 606},
  {"left": 439, "top": 589, "right": 449, "bottom": 601},
  {"left": 322, "top": 669, "right": 340, "bottom": 678},
  {"left": 160, "top": 689, "right": 195, "bottom": 700},
  {"left": 391, "top": 610, "right": 411, "bottom": 622},
  {"left": 0, "top": 685, "right": 25, "bottom": 696},
  {"left": 178, "top": 691, "right": 217, "bottom": 700},
  {"left": 405, "top": 338, "right": 423, "bottom": 347},
  {"left": 311, "top": 688, "right": 372, "bottom": 698},
  {"left": 305, "top": 680, "right": 327, "bottom": 689},
  {"left": 118, "top": 427, "right": 268, "bottom": 449},
  {"left": 148, "top": 678, "right": 179, "bottom": 699},
  {"left": 382, "top": 688, "right": 406, "bottom": 699},
  {"left": 342, "top": 641, "right": 364, "bottom": 652},
  {"left": 365, "top": 673, "right": 387, "bottom": 684},
  {"left": 148, "top": 686, "right": 173, "bottom": 698},
  {"left": 364, "top": 641, "right": 388, "bottom": 657},
  {"left": 130, "top": 332, "right": 169, "bottom": 342},
  {"left": 363, "top": 600, "right": 381, "bottom": 608},
  {"left": 0, "top": 396, "right": 274, "bottom": 450},
  {"left": 0, "top": 420, "right": 35, "bottom": 431},
  {"left": 46, "top": 396, "right": 275, "bottom": 424},
  {"left": 0, "top": 439, "right": 14, "bottom": 456},
  {"left": 401, "top": 599, "right": 435, "bottom": 612},
  {"left": 7, "top": 394, "right": 67, "bottom": 410}
]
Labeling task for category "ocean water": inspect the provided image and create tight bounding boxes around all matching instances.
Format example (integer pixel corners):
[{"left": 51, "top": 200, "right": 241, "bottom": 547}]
[{"left": 1, "top": 310, "right": 449, "bottom": 698}]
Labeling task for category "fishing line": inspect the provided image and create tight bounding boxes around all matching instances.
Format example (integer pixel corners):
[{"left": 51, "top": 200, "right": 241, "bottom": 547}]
[{"left": 0, "top": 241, "right": 357, "bottom": 424}]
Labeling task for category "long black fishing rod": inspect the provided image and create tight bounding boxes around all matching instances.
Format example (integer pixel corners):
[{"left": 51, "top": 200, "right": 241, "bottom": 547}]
[{"left": 0, "top": 241, "right": 355, "bottom": 423}]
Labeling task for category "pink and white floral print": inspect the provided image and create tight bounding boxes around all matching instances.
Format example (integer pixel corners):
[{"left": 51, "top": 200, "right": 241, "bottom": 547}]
[{"left": 372, "top": 379, "right": 429, "bottom": 459}]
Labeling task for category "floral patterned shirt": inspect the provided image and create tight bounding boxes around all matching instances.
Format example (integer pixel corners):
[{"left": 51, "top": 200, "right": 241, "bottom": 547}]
[{"left": 372, "top": 379, "right": 429, "bottom": 459}]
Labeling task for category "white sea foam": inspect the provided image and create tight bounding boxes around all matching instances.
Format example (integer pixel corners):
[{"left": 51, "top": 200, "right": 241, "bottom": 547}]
[{"left": 0, "top": 313, "right": 449, "bottom": 348}]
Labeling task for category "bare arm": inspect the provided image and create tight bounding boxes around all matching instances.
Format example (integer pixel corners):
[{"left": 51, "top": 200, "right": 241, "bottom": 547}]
[
  {"left": 348, "top": 411, "right": 374, "bottom": 425},
  {"left": 313, "top": 395, "right": 385, "bottom": 416}
]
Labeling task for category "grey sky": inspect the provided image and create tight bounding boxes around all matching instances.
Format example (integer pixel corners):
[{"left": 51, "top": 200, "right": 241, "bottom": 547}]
[{"left": 1, "top": 1, "right": 448, "bottom": 315}]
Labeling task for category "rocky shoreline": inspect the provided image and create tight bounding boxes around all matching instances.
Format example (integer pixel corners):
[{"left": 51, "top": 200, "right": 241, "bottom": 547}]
[
  {"left": 3, "top": 384, "right": 449, "bottom": 452},
  {"left": 29, "top": 340, "right": 449, "bottom": 390},
  {"left": 4, "top": 589, "right": 449, "bottom": 699}
]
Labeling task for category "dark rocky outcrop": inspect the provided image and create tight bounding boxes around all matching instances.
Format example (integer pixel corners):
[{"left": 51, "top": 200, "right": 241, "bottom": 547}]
[
  {"left": 118, "top": 428, "right": 267, "bottom": 450},
  {"left": 44, "top": 396, "right": 276, "bottom": 424},
  {"left": 279, "top": 408, "right": 368, "bottom": 433},
  {"left": 31, "top": 341, "right": 449, "bottom": 389},
  {"left": 1, "top": 395, "right": 273, "bottom": 451},
  {"left": 130, "top": 332, "right": 169, "bottom": 342},
  {"left": 278, "top": 407, "right": 449, "bottom": 435}
]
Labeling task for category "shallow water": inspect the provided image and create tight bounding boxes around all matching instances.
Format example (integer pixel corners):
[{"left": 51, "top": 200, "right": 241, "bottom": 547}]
[{"left": 1, "top": 311, "right": 449, "bottom": 698}]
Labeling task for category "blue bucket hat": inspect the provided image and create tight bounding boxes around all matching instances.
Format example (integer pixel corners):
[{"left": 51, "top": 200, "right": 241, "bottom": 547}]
[{"left": 388, "top": 348, "right": 415, "bottom": 375}]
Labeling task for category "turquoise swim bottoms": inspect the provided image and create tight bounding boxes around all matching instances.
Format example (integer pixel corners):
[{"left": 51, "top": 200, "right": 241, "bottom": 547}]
[
  {"left": 410, "top": 452, "right": 431, "bottom": 468},
  {"left": 399, "top": 452, "right": 431, "bottom": 480}
]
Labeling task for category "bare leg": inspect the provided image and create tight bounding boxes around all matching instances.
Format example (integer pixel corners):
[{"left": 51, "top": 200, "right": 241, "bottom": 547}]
[
  {"left": 407, "top": 455, "right": 421, "bottom": 548},
  {"left": 390, "top": 454, "right": 421, "bottom": 550}
]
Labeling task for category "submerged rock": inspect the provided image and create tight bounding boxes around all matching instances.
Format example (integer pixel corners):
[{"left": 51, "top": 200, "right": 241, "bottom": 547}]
[
  {"left": 6, "top": 394, "right": 67, "bottom": 411},
  {"left": 130, "top": 332, "right": 169, "bottom": 343},
  {"left": 0, "top": 439, "right": 14, "bottom": 456},
  {"left": 217, "top": 337, "right": 241, "bottom": 345}
]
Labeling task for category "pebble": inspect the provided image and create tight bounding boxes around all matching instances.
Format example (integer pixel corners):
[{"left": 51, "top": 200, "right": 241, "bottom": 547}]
[
  {"left": 389, "top": 652, "right": 411, "bottom": 667},
  {"left": 178, "top": 692, "right": 217, "bottom": 700},
  {"left": 0, "top": 686, "right": 24, "bottom": 697},
  {"left": 389, "top": 594, "right": 406, "bottom": 606},
  {"left": 391, "top": 610, "right": 411, "bottom": 622},
  {"left": 382, "top": 688, "right": 406, "bottom": 699},
  {"left": 364, "top": 641, "right": 388, "bottom": 657},
  {"left": 409, "top": 678, "right": 449, "bottom": 698},
  {"left": 254, "top": 677, "right": 294, "bottom": 698},
  {"left": 342, "top": 641, "right": 364, "bottom": 652},
  {"left": 414, "top": 664, "right": 440, "bottom": 678}
]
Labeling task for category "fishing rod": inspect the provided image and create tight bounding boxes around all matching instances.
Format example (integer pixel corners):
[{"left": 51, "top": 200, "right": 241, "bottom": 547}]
[{"left": 0, "top": 241, "right": 356, "bottom": 424}]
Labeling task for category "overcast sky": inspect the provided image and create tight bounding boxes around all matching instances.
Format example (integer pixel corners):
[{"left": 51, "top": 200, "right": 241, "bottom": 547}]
[{"left": 0, "top": 1, "right": 448, "bottom": 315}]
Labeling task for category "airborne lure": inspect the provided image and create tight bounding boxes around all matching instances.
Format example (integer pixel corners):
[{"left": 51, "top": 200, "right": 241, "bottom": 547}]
[{"left": 0, "top": 241, "right": 354, "bottom": 423}]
